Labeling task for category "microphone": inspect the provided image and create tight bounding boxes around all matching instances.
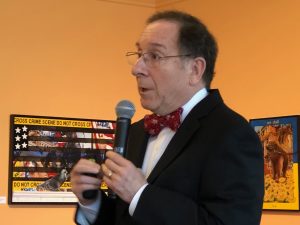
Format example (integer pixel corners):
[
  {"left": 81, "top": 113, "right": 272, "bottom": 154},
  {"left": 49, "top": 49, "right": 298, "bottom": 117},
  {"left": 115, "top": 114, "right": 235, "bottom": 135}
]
[
  {"left": 107, "top": 100, "right": 135, "bottom": 198},
  {"left": 82, "top": 100, "right": 135, "bottom": 200},
  {"left": 113, "top": 100, "right": 135, "bottom": 156}
]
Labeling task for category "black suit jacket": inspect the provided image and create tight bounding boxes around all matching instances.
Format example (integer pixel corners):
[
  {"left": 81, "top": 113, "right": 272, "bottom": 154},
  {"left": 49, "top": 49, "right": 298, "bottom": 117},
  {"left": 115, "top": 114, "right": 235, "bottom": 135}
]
[{"left": 79, "top": 89, "right": 264, "bottom": 225}]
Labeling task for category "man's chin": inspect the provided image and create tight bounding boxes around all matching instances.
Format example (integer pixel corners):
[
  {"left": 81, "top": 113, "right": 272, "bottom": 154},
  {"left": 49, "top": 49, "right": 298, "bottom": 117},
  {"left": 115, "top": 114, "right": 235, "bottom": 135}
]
[{"left": 140, "top": 99, "right": 156, "bottom": 112}]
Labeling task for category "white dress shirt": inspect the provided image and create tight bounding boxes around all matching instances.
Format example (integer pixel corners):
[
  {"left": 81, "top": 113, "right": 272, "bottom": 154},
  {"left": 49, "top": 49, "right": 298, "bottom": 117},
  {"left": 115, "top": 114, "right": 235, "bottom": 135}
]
[{"left": 77, "top": 88, "right": 208, "bottom": 224}]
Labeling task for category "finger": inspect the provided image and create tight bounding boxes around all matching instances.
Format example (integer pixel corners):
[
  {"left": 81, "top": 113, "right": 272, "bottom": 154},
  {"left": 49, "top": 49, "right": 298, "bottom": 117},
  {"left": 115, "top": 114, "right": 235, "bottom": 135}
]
[
  {"left": 79, "top": 183, "right": 101, "bottom": 192},
  {"left": 71, "top": 178, "right": 101, "bottom": 196},
  {"left": 71, "top": 173, "right": 102, "bottom": 187},
  {"left": 101, "top": 164, "right": 113, "bottom": 178},
  {"left": 102, "top": 175, "right": 114, "bottom": 190},
  {"left": 106, "top": 151, "right": 128, "bottom": 167},
  {"left": 72, "top": 159, "right": 101, "bottom": 175},
  {"left": 82, "top": 171, "right": 103, "bottom": 179},
  {"left": 105, "top": 157, "right": 127, "bottom": 177}
]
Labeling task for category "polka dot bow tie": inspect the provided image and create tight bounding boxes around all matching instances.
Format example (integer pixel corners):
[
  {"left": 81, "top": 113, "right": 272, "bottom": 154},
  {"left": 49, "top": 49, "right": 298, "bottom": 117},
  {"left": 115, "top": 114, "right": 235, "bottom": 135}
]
[{"left": 144, "top": 108, "right": 183, "bottom": 136}]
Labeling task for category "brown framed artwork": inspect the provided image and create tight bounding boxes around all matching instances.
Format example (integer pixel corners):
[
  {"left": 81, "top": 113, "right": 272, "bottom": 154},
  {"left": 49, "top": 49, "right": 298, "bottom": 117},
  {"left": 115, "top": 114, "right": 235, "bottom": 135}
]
[
  {"left": 250, "top": 115, "right": 300, "bottom": 211},
  {"left": 8, "top": 114, "right": 115, "bottom": 204}
]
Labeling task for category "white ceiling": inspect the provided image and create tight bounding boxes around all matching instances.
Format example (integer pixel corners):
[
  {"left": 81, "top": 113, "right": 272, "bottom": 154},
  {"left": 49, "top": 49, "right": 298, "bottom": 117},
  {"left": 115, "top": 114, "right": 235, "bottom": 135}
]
[{"left": 97, "top": 0, "right": 186, "bottom": 8}]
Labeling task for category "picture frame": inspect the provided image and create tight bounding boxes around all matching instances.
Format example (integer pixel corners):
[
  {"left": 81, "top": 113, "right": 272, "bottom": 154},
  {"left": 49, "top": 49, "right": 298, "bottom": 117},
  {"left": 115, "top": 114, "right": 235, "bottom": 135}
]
[
  {"left": 8, "top": 114, "right": 115, "bottom": 204},
  {"left": 250, "top": 115, "right": 300, "bottom": 211}
]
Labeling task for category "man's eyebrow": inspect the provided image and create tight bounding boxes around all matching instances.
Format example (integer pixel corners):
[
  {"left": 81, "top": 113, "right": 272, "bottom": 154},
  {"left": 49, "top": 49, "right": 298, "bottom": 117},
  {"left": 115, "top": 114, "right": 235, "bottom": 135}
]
[{"left": 135, "top": 42, "right": 167, "bottom": 50}]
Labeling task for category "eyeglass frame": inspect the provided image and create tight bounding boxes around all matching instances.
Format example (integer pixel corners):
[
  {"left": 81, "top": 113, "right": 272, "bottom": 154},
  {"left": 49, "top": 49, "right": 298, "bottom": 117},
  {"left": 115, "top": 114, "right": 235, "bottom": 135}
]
[{"left": 125, "top": 51, "right": 192, "bottom": 67}]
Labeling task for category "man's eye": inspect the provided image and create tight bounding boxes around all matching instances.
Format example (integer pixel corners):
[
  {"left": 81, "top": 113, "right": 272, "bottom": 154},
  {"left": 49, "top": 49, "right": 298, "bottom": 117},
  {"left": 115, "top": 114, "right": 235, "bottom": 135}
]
[{"left": 148, "top": 52, "right": 160, "bottom": 60}]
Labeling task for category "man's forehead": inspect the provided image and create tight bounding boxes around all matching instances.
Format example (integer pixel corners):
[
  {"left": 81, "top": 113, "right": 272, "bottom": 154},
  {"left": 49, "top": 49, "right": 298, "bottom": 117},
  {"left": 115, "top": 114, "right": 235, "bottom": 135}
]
[{"left": 136, "top": 21, "right": 179, "bottom": 50}]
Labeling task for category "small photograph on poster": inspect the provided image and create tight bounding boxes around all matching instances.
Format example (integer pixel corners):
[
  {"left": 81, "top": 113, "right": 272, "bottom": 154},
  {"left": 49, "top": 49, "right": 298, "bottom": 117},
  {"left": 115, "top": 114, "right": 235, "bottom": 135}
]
[
  {"left": 250, "top": 116, "right": 300, "bottom": 211},
  {"left": 8, "top": 114, "right": 115, "bottom": 204}
]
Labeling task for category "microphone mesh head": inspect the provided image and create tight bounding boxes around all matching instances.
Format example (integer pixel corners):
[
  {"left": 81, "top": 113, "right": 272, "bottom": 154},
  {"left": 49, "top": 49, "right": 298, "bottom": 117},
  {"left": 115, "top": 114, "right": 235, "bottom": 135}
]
[{"left": 115, "top": 100, "right": 135, "bottom": 119}]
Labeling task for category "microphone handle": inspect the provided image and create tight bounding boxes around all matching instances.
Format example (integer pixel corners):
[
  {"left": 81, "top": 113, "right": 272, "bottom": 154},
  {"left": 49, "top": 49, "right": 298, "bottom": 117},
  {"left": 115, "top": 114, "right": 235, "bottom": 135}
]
[
  {"left": 107, "top": 117, "right": 130, "bottom": 199},
  {"left": 83, "top": 190, "right": 98, "bottom": 199},
  {"left": 113, "top": 117, "right": 131, "bottom": 156}
]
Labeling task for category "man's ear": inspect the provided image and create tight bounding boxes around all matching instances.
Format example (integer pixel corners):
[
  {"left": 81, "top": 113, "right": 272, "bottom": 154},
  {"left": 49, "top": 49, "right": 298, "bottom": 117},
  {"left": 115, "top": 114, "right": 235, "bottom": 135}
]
[{"left": 189, "top": 57, "right": 206, "bottom": 86}]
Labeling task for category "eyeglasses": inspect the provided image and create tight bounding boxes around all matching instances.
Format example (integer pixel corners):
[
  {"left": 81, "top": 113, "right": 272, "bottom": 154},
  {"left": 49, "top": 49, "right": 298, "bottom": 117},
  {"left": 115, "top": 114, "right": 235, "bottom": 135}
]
[{"left": 125, "top": 51, "right": 192, "bottom": 67}]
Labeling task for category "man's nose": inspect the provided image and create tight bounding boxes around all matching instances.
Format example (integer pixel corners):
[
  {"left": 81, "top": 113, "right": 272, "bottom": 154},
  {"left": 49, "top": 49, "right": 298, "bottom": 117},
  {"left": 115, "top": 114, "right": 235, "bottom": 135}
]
[{"left": 131, "top": 56, "right": 147, "bottom": 77}]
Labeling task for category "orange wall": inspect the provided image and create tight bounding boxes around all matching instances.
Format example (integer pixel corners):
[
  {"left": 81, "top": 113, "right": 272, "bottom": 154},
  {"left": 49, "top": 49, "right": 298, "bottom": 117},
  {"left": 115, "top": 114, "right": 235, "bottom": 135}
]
[
  {"left": 0, "top": 0, "right": 153, "bottom": 224},
  {"left": 1, "top": 0, "right": 300, "bottom": 224},
  {"left": 159, "top": 0, "right": 300, "bottom": 119},
  {"left": 159, "top": 0, "right": 300, "bottom": 224}
]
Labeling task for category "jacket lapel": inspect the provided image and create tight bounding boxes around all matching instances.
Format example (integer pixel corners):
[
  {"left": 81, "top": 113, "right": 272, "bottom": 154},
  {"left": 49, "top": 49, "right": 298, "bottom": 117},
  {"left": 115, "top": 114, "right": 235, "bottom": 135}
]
[
  {"left": 126, "top": 120, "right": 149, "bottom": 168},
  {"left": 147, "top": 89, "right": 223, "bottom": 183}
]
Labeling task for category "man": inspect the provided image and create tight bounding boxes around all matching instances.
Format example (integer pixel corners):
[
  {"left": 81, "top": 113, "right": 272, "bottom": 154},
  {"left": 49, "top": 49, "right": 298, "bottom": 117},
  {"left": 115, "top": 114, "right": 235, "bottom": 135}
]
[{"left": 71, "top": 10, "right": 264, "bottom": 225}]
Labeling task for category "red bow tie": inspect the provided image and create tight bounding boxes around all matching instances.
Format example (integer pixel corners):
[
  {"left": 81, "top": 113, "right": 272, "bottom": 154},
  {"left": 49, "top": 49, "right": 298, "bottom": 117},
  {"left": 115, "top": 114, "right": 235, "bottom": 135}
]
[{"left": 144, "top": 108, "right": 183, "bottom": 136}]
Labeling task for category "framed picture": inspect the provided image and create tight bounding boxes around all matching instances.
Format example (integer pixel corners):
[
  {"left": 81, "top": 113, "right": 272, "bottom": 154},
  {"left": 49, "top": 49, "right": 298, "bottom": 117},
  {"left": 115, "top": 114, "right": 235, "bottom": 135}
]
[
  {"left": 8, "top": 114, "right": 115, "bottom": 204},
  {"left": 250, "top": 115, "right": 300, "bottom": 211}
]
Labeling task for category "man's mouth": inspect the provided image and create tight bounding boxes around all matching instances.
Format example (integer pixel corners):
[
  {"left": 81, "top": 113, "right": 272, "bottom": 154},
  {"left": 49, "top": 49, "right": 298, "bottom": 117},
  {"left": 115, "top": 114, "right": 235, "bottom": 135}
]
[{"left": 139, "top": 87, "right": 149, "bottom": 93}]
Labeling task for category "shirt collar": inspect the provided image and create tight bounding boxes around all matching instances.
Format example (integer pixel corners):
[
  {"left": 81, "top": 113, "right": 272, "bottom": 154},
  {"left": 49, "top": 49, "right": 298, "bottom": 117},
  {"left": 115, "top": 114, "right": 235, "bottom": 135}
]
[{"left": 181, "top": 88, "right": 208, "bottom": 122}]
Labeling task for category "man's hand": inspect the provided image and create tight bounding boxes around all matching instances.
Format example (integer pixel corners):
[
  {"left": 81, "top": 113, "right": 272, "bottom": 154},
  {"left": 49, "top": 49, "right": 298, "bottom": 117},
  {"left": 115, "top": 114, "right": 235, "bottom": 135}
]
[
  {"left": 102, "top": 151, "right": 147, "bottom": 203},
  {"left": 70, "top": 159, "right": 102, "bottom": 205}
]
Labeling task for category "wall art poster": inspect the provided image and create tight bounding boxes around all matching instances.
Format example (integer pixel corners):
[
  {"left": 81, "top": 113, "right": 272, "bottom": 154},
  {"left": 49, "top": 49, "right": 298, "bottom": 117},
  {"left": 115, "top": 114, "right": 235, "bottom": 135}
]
[
  {"left": 250, "top": 116, "right": 300, "bottom": 211},
  {"left": 8, "top": 114, "right": 115, "bottom": 204}
]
